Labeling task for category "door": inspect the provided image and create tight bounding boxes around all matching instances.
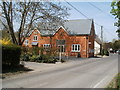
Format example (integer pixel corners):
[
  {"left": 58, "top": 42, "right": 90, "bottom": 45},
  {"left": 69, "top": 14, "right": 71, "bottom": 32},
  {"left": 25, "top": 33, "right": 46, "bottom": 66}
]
[{"left": 58, "top": 45, "right": 65, "bottom": 53}]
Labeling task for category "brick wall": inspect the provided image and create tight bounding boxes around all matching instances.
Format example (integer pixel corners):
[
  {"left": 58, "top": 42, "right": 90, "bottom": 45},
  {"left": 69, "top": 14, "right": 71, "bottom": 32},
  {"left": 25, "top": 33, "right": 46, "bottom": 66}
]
[{"left": 22, "top": 27, "right": 95, "bottom": 58}]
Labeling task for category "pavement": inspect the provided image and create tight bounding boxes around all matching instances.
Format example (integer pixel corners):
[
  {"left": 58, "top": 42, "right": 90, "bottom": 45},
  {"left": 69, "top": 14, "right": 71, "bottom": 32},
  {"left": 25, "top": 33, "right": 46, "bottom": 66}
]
[{"left": 2, "top": 54, "right": 118, "bottom": 88}]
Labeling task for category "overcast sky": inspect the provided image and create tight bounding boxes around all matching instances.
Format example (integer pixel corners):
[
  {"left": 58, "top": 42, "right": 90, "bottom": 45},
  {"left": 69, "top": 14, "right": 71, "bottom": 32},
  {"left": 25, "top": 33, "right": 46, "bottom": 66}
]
[{"left": 60, "top": 1, "right": 118, "bottom": 42}]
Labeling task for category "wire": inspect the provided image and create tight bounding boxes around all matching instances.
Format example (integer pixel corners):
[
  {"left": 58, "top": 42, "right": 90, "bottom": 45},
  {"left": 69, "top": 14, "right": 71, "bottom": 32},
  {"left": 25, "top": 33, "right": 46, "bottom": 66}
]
[
  {"left": 65, "top": 0, "right": 89, "bottom": 19},
  {"left": 88, "top": 2, "right": 115, "bottom": 19},
  {"left": 64, "top": 0, "right": 116, "bottom": 37}
]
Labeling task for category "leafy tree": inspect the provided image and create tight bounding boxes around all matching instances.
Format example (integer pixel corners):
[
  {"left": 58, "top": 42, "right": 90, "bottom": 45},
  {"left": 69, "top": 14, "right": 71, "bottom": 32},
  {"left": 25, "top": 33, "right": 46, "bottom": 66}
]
[
  {"left": 112, "top": 40, "right": 120, "bottom": 50},
  {"left": 111, "top": 1, "right": 120, "bottom": 38},
  {"left": 0, "top": 1, "right": 69, "bottom": 45}
]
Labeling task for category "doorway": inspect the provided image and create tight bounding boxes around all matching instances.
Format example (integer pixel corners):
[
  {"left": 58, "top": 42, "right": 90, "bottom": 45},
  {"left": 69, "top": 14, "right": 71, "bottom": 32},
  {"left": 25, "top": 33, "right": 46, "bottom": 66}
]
[{"left": 58, "top": 45, "right": 65, "bottom": 53}]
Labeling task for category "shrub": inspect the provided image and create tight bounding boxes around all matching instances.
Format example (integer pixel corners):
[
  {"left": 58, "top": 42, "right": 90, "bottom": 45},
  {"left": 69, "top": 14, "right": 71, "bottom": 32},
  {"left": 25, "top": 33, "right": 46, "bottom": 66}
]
[
  {"left": 0, "top": 38, "right": 11, "bottom": 45},
  {"left": 101, "top": 49, "right": 109, "bottom": 56},
  {"left": 20, "top": 53, "right": 31, "bottom": 61},
  {"left": 2, "top": 44, "right": 21, "bottom": 66},
  {"left": 61, "top": 59, "right": 66, "bottom": 63},
  {"left": 29, "top": 55, "right": 38, "bottom": 62},
  {"left": 104, "top": 50, "right": 109, "bottom": 56},
  {"left": 42, "top": 59, "right": 56, "bottom": 63}
]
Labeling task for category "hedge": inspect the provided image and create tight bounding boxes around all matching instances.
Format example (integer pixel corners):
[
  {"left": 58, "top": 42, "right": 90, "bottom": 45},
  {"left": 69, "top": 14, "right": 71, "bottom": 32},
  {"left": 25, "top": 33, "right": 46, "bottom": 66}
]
[{"left": 2, "top": 44, "right": 21, "bottom": 66}]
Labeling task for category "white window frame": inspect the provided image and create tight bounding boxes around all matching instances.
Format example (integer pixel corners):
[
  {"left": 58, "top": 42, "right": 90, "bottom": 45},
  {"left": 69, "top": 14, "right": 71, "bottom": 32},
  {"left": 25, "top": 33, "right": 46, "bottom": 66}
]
[
  {"left": 24, "top": 39, "right": 29, "bottom": 46},
  {"left": 71, "top": 44, "right": 80, "bottom": 52},
  {"left": 33, "top": 35, "right": 38, "bottom": 41},
  {"left": 43, "top": 44, "right": 51, "bottom": 49}
]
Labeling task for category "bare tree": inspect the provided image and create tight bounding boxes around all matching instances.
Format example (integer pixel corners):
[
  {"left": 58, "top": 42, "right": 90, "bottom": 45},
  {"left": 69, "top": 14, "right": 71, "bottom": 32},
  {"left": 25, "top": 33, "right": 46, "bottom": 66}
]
[
  {"left": 0, "top": 1, "right": 70, "bottom": 45},
  {"left": 1, "top": 2, "right": 18, "bottom": 44}
]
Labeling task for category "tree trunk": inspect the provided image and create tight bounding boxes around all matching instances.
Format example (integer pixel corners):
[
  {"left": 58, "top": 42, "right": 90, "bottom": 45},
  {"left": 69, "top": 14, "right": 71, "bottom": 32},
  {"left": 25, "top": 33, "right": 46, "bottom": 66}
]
[{"left": 3, "top": 2, "right": 18, "bottom": 45}]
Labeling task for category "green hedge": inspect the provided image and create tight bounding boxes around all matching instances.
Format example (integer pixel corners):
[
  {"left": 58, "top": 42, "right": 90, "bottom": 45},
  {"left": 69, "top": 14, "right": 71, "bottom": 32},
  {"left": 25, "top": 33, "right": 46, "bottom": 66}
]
[
  {"left": 101, "top": 49, "right": 109, "bottom": 56},
  {"left": 2, "top": 44, "right": 21, "bottom": 66}
]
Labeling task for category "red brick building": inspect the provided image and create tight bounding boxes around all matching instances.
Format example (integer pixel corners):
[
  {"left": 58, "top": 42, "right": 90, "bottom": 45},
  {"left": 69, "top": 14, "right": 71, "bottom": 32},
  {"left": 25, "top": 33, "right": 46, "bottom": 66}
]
[{"left": 22, "top": 19, "right": 95, "bottom": 58}]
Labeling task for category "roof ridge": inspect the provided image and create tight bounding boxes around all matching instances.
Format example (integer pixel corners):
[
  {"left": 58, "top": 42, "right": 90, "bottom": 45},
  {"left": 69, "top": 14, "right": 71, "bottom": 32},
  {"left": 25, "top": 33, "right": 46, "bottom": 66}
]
[{"left": 66, "top": 19, "right": 93, "bottom": 21}]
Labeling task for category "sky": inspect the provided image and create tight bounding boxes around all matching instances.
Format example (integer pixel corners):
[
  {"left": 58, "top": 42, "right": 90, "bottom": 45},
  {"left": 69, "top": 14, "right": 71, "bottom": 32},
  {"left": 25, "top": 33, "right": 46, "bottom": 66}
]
[
  {"left": 59, "top": 1, "right": 118, "bottom": 42},
  {"left": 1, "top": 0, "right": 118, "bottom": 42}
]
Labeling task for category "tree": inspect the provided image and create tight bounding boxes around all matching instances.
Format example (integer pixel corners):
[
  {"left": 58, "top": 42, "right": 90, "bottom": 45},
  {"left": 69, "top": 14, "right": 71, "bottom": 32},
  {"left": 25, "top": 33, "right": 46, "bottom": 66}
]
[
  {"left": 112, "top": 40, "right": 120, "bottom": 50},
  {"left": 0, "top": 1, "right": 69, "bottom": 45},
  {"left": 111, "top": 1, "right": 120, "bottom": 38},
  {"left": 1, "top": 2, "right": 18, "bottom": 44}
]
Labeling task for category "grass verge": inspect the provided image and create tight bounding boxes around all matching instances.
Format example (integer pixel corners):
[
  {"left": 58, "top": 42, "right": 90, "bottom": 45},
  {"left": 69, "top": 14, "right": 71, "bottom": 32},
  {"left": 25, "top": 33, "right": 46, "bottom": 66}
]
[{"left": 107, "top": 73, "right": 120, "bottom": 89}]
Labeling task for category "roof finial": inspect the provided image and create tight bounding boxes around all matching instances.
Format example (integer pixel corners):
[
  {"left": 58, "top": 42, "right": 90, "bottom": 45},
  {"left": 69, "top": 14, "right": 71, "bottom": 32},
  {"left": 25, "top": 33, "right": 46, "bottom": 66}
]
[{"left": 34, "top": 28, "right": 37, "bottom": 30}]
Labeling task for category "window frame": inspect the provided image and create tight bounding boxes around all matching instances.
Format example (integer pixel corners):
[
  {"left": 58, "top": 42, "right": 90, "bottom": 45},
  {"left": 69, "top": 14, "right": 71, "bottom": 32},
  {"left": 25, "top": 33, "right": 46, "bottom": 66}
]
[
  {"left": 43, "top": 44, "right": 51, "bottom": 49},
  {"left": 71, "top": 44, "right": 80, "bottom": 52},
  {"left": 33, "top": 35, "right": 38, "bottom": 41}
]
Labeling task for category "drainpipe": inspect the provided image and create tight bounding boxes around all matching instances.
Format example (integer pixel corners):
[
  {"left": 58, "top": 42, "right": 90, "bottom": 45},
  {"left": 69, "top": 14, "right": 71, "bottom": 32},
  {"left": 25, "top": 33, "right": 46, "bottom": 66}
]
[{"left": 86, "top": 36, "right": 88, "bottom": 58}]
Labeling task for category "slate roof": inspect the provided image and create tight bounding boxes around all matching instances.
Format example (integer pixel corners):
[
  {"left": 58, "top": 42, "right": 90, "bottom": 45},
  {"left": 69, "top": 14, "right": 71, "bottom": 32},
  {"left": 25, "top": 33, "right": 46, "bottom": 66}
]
[
  {"left": 27, "top": 19, "right": 93, "bottom": 36},
  {"left": 95, "top": 35, "right": 102, "bottom": 44},
  {"left": 64, "top": 19, "right": 93, "bottom": 35}
]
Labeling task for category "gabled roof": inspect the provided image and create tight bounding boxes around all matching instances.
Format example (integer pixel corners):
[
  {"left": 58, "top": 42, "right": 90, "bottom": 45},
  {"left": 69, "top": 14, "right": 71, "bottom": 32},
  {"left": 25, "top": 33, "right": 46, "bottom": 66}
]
[
  {"left": 64, "top": 19, "right": 93, "bottom": 35},
  {"left": 27, "top": 19, "right": 94, "bottom": 37}
]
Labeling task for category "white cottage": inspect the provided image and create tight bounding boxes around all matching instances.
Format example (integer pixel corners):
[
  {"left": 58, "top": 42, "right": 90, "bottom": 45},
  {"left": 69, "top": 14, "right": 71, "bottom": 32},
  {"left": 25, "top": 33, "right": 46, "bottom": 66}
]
[{"left": 94, "top": 35, "right": 102, "bottom": 55}]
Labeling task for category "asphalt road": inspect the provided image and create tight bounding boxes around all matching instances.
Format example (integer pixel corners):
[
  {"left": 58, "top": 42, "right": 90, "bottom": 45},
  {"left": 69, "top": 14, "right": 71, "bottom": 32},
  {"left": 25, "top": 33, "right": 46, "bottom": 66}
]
[{"left": 2, "top": 54, "right": 118, "bottom": 88}]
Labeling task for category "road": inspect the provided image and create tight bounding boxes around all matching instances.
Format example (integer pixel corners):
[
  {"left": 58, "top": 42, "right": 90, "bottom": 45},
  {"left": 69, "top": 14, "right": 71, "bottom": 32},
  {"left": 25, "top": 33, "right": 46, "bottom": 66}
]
[{"left": 2, "top": 54, "right": 118, "bottom": 88}]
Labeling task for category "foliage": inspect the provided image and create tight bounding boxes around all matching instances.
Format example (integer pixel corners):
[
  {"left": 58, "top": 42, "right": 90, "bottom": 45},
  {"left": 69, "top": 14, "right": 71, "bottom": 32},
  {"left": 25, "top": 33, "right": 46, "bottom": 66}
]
[
  {"left": 0, "top": 38, "right": 11, "bottom": 45},
  {"left": 0, "top": 29, "right": 11, "bottom": 40},
  {"left": 61, "top": 59, "right": 66, "bottom": 63},
  {"left": 29, "top": 55, "right": 39, "bottom": 62},
  {"left": 101, "top": 49, "right": 109, "bottom": 56},
  {"left": 103, "top": 39, "right": 120, "bottom": 52},
  {"left": 111, "top": 1, "right": 120, "bottom": 38},
  {"left": 104, "top": 49, "right": 109, "bottom": 56},
  {"left": 103, "top": 42, "right": 113, "bottom": 50},
  {"left": 20, "top": 53, "right": 31, "bottom": 61},
  {"left": 107, "top": 73, "right": 120, "bottom": 89},
  {"left": 112, "top": 40, "right": 120, "bottom": 50},
  {"left": 2, "top": 44, "right": 21, "bottom": 66},
  {"left": 0, "top": 2, "right": 69, "bottom": 45},
  {"left": 20, "top": 46, "right": 60, "bottom": 63}
]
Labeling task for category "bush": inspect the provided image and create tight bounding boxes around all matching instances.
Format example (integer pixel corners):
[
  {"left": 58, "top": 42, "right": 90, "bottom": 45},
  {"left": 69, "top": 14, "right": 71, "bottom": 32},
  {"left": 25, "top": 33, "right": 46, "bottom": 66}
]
[
  {"left": 101, "top": 49, "right": 109, "bottom": 56},
  {"left": 2, "top": 44, "right": 21, "bottom": 66},
  {"left": 34, "top": 55, "right": 58, "bottom": 63},
  {"left": 61, "top": 59, "right": 66, "bottom": 63},
  {"left": 104, "top": 50, "right": 109, "bottom": 56},
  {"left": 29, "top": 55, "right": 39, "bottom": 62},
  {"left": 42, "top": 59, "right": 56, "bottom": 63},
  {"left": 20, "top": 53, "right": 31, "bottom": 61}
]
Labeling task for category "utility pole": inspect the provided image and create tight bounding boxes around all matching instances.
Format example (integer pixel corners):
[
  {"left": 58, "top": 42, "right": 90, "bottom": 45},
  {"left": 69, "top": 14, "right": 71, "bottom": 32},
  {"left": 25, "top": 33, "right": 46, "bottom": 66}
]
[{"left": 101, "top": 26, "right": 103, "bottom": 57}]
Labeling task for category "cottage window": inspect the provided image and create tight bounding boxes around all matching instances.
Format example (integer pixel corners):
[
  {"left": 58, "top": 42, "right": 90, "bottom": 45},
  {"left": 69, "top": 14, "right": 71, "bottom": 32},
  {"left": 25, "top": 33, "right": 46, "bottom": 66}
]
[
  {"left": 25, "top": 40, "right": 29, "bottom": 46},
  {"left": 72, "top": 44, "right": 80, "bottom": 52},
  {"left": 33, "top": 35, "right": 38, "bottom": 41},
  {"left": 43, "top": 44, "right": 51, "bottom": 49}
]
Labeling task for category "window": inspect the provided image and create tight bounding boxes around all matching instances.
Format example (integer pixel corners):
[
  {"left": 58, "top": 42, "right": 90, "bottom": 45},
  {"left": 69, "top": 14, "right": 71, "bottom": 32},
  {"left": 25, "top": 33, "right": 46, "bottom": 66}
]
[
  {"left": 24, "top": 40, "right": 29, "bottom": 46},
  {"left": 33, "top": 35, "right": 38, "bottom": 41},
  {"left": 72, "top": 44, "right": 80, "bottom": 52},
  {"left": 43, "top": 44, "right": 51, "bottom": 49}
]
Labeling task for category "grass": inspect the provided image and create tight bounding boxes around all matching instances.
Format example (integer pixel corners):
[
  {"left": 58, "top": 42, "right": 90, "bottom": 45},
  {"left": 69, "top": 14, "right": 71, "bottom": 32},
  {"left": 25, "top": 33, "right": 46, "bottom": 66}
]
[
  {"left": 2, "top": 64, "right": 33, "bottom": 79},
  {"left": 107, "top": 73, "right": 120, "bottom": 89}
]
